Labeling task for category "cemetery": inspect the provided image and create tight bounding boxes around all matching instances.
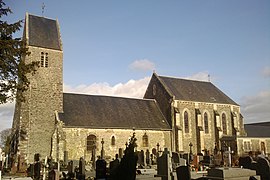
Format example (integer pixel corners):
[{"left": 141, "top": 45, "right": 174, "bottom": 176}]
[{"left": 1, "top": 135, "right": 270, "bottom": 180}]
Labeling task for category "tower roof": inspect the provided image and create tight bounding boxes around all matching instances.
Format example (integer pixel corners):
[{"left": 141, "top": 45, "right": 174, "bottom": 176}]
[{"left": 26, "top": 13, "right": 62, "bottom": 50}]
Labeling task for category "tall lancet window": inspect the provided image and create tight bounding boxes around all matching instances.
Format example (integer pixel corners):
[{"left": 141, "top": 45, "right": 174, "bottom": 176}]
[
  {"left": 184, "top": 111, "right": 189, "bottom": 133},
  {"left": 40, "top": 52, "right": 44, "bottom": 67},
  {"left": 45, "top": 53, "right": 48, "bottom": 67},
  {"left": 204, "top": 112, "right": 209, "bottom": 134},
  {"left": 222, "top": 113, "right": 227, "bottom": 135}
]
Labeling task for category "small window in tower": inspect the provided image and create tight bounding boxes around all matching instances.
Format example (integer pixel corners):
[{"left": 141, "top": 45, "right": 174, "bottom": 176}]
[
  {"left": 45, "top": 53, "right": 49, "bottom": 67},
  {"left": 40, "top": 52, "right": 44, "bottom": 67},
  {"left": 142, "top": 133, "right": 149, "bottom": 147}
]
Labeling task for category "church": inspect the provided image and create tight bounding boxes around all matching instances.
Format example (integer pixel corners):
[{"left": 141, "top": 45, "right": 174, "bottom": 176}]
[{"left": 10, "top": 13, "right": 250, "bottom": 171}]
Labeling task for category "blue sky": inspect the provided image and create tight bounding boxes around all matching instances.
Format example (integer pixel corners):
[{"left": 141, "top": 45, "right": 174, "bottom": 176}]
[{"left": 0, "top": 0, "right": 270, "bottom": 132}]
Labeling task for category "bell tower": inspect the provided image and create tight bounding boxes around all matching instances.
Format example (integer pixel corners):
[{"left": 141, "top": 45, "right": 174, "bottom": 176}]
[{"left": 12, "top": 13, "right": 63, "bottom": 166}]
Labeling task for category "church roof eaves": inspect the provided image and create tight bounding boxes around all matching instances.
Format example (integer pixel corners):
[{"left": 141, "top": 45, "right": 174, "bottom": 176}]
[{"left": 60, "top": 93, "right": 171, "bottom": 130}]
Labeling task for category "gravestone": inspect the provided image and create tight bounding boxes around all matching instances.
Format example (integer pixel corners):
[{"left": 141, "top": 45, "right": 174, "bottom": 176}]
[
  {"left": 207, "top": 167, "right": 259, "bottom": 180},
  {"left": 78, "top": 157, "right": 85, "bottom": 180},
  {"left": 34, "top": 162, "right": 41, "bottom": 180},
  {"left": 109, "top": 158, "right": 120, "bottom": 177},
  {"left": 119, "top": 148, "right": 123, "bottom": 159},
  {"left": 48, "top": 170, "right": 59, "bottom": 180},
  {"left": 239, "top": 156, "right": 252, "bottom": 169},
  {"left": 176, "top": 166, "right": 191, "bottom": 180},
  {"left": 64, "top": 151, "right": 68, "bottom": 165},
  {"left": 67, "top": 161, "right": 75, "bottom": 179},
  {"left": 146, "top": 149, "right": 150, "bottom": 166},
  {"left": 256, "top": 157, "right": 270, "bottom": 180},
  {"left": 96, "top": 158, "right": 106, "bottom": 179},
  {"left": 156, "top": 148, "right": 173, "bottom": 180},
  {"left": 179, "top": 158, "right": 187, "bottom": 166},
  {"left": 182, "top": 153, "right": 189, "bottom": 164},
  {"left": 138, "top": 150, "right": 145, "bottom": 168}
]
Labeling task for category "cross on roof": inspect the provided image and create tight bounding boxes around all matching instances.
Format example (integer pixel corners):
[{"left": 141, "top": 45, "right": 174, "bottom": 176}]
[{"left": 42, "top": 3, "right": 45, "bottom": 16}]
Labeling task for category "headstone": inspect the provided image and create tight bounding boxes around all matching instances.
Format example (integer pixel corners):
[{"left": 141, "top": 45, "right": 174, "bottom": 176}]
[
  {"left": 239, "top": 156, "right": 252, "bottom": 169},
  {"left": 34, "top": 153, "right": 40, "bottom": 162},
  {"left": 96, "top": 158, "right": 106, "bottom": 179},
  {"left": 176, "top": 166, "right": 191, "bottom": 180},
  {"left": 78, "top": 157, "right": 85, "bottom": 180},
  {"left": 146, "top": 149, "right": 150, "bottom": 166},
  {"left": 34, "top": 162, "right": 41, "bottom": 180},
  {"left": 207, "top": 167, "right": 259, "bottom": 180},
  {"left": 109, "top": 158, "right": 120, "bottom": 177},
  {"left": 256, "top": 157, "right": 270, "bottom": 180},
  {"left": 67, "top": 160, "right": 75, "bottom": 179},
  {"left": 48, "top": 170, "right": 59, "bottom": 180},
  {"left": 119, "top": 148, "right": 123, "bottom": 159},
  {"left": 182, "top": 153, "right": 189, "bottom": 164},
  {"left": 27, "top": 164, "right": 34, "bottom": 177},
  {"left": 64, "top": 151, "right": 68, "bottom": 165},
  {"left": 138, "top": 150, "right": 145, "bottom": 168},
  {"left": 179, "top": 158, "right": 187, "bottom": 166},
  {"left": 156, "top": 148, "right": 173, "bottom": 180}
]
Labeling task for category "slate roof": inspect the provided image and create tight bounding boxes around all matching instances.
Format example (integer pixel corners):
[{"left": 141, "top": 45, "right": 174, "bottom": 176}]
[
  {"left": 59, "top": 93, "right": 171, "bottom": 130},
  {"left": 158, "top": 75, "right": 238, "bottom": 105},
  {"left": 27, "top": 14, "right": 61, "bottom": 50},
  {"left": 244, "top": 122, "right": 270, "bottom": 137}
]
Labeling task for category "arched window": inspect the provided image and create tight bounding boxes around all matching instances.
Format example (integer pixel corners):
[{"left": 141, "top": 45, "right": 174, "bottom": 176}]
[
  {"left": 142, "top": 133, "right": 149, "bottom": 147},
  {"left": 222, "top": 113, "right": 227, "bottom": 135},
  {"left": 111, "top": 136, "right": 116, "bottom": 146},
  {"left": 184, "top": 111, "right": 189, "bottom": 133},
  {"left": 204, "top": 112, "right": 209, "bottom": 134},
  {"left": 87, "top": 135, "right": 96, "bottom": 151}
]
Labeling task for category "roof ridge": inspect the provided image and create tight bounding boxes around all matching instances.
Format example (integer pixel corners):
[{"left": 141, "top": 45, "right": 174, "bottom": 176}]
[
  {"left": 27, "top": 12, "right": 57, "bottom": 21},
  {"left": 159, "top": 74, "right": 210, "bottom": 83},
  {"left": 63, "top": 92, "right": 157, "bottom": 101}
]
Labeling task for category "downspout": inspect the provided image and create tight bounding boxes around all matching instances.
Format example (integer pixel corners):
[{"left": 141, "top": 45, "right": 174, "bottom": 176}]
[{"left": 170, "top": 96, "right": 176, "bottom": 152}]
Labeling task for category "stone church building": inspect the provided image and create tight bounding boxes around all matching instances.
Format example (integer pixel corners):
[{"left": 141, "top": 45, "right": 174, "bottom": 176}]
[{"left": 10, "top": 13, "right": 252, "bottom": 170}]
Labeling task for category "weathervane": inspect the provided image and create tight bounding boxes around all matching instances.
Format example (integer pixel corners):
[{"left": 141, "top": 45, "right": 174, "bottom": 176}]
[{"left": 42, "top": 3, "right": 45, "bottom": 16}]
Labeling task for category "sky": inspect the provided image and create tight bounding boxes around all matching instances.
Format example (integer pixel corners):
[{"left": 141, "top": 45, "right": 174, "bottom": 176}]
[{"left": 0, "top": 0, "right": 270, "bottom": 132}]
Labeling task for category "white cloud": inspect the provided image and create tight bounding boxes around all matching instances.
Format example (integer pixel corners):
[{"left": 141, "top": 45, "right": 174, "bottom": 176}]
[
  {"left": 185, "top": 71, "right": 211, "bottom": 82},
  {"left": 129, "top": 59, "right": 155, "bottom": 72},
  {"left": 240, "top": 91, "right": 270, "bottom": 124},
  {"left": 262, "top": 66, "right": 270, "bottom": 78},
  {"left": 64, "top": 76, "right": 151, "bottom": 98},
  {"left": 0, "top": 102, "right": 15, "bottom": 132}
]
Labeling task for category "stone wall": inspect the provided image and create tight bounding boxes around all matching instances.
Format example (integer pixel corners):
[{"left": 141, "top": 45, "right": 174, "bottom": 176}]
[
  {"left": 237, "top": 137, "right": 270, "bottom": 157},
  {"left": 52, "top": 128, "right": 171, "bottom": 163},
  {"left": 173, "top": 100, "right": 243, "bottom": 155}
]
